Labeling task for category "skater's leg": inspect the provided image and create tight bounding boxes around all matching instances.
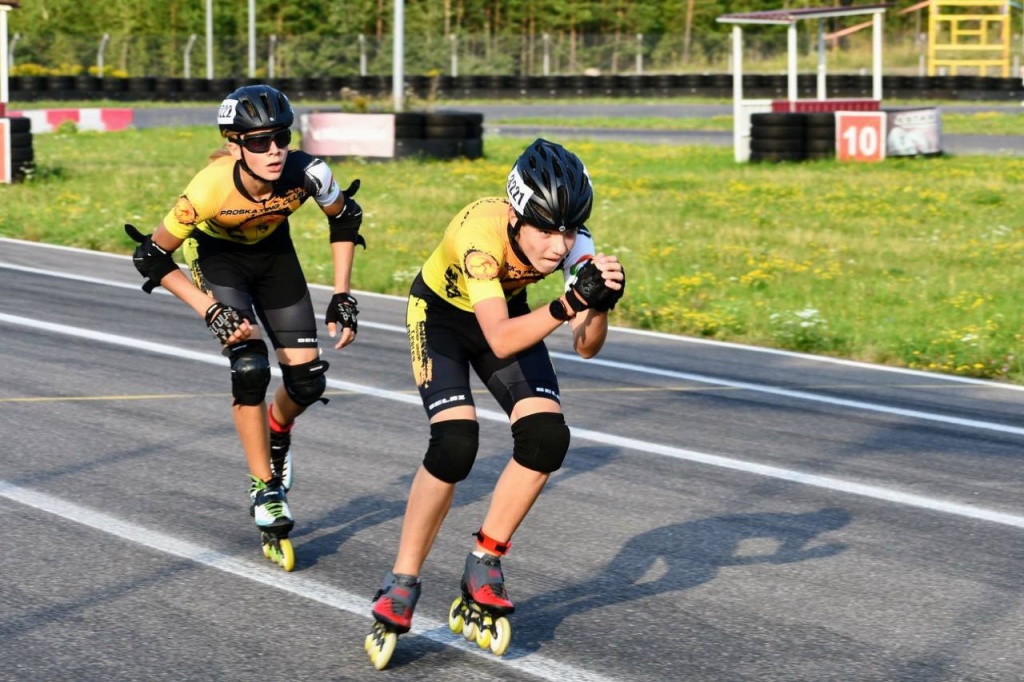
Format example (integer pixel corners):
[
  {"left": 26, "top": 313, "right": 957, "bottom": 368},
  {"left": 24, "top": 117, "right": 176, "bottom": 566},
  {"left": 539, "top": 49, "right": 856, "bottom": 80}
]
[
  {"left": 393, "top": 466, "right": 457, "bottom": 575},
  {"left": 392, "top": 406, "right": 477, "bottom": 576},
  {"left": 269, "top": 347, "right": 324, "bottom": 489},
  {"left": 271, "top": 346, "right": 321, "bottom": 425},
  {"left": 477, "top": 399, "right": 565, "bottom": 549},
  {"left": 233, "top": 403, "right": 273, "bottom": 481}
]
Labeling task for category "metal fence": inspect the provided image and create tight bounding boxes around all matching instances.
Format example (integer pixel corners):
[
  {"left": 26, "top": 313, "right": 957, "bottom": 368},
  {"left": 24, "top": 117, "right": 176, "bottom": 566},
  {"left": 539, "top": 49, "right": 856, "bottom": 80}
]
[{"left": 11, "top": 30, "right": 1020, "bottom": 80}]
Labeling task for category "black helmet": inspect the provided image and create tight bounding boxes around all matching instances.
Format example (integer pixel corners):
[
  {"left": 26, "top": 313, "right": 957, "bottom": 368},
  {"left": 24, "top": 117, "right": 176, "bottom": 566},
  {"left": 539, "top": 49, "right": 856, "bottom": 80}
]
[
  {"left": 217, "top": 84, "right": 294, "bottom": 136},
  {"left": 506, "top": 138, "right": 593, "bottom": 232}
]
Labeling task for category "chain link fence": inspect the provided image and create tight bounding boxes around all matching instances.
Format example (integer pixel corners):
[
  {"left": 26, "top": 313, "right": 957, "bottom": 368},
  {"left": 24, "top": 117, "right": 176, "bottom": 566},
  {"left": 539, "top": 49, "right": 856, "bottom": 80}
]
[{"left": 13, "top": 30, "right": 1015, "bottom": 80}]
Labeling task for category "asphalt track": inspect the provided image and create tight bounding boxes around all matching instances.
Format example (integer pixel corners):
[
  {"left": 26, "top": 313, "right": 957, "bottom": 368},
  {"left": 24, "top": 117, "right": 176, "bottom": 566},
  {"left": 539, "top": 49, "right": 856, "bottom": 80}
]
[
  {"left": 127, "top": 102, "right": 1024, "bottom": 156},
  {"left": 3, "top": 238, "right": 1024, "bottom": 681}
]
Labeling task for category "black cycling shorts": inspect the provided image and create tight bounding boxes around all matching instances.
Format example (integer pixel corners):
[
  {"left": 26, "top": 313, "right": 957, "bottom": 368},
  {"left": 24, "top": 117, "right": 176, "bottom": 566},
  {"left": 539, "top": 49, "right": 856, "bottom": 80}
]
[
  {"left": 183, "top": 226, "right": 318, "bottom": 350},
  {"left": 407, "top": 273, "right": 561, "bottom": 419}
]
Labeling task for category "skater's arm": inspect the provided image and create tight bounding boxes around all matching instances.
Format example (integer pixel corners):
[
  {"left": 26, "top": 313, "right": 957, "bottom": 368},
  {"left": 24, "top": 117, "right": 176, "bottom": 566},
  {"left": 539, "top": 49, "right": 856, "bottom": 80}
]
[
  {"left": 322, "top": 179, "right": 363, "bottom": 349},
  {"left": 473, "top": 296, "right": 567, "bottom": 360}
]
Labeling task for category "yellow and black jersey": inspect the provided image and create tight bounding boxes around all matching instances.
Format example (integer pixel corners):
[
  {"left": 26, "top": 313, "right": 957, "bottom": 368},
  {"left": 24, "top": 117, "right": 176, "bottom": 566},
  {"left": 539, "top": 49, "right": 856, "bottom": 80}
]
[
  {"left": 420, "top": 197, "right": 595, "bottom": 313},
  {"left": 162, "top": 150, "right": 321, "bottom": 245}
]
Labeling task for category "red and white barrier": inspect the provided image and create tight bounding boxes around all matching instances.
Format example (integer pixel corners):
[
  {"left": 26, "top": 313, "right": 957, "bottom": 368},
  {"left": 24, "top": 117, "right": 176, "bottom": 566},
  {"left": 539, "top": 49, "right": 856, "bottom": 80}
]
[{"left": 7, "top": 108, "right": 133, "bottom": 133}]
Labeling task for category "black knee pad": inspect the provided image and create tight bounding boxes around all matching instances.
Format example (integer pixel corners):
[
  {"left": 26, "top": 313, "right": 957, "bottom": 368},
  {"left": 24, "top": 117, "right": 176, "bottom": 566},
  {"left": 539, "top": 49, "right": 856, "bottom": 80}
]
[
  {"left": 512, "top": 412, "right": 570, "bottom": 473},
  {"left": 229, "top": 340, "right": 270, "bottom": 406},
  {"left": 423, "top": 420, "right": 480, "bottom": 483},
  {"left": 280, "top": 358, "right": 330, "bottom": 407}
]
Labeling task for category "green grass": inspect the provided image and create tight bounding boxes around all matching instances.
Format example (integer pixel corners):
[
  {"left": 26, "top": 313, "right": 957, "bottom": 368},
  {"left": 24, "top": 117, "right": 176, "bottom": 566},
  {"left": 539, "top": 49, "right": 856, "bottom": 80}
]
[{"left": 4, "top": 126, "right": 1024, "bottom": 382}]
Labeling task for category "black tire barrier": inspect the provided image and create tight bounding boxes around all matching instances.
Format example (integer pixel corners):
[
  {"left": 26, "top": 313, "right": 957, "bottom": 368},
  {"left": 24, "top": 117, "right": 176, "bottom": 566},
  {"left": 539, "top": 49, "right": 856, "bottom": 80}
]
[
  {"left": 751, "top": 124, "right": 806, "bottom": 140},
  {"left": 393, "top": 111, "right": 483, "bottom": 161},
  {"left": 5, "top": 116, "right": 31, "bottom": 134},
  {"left": 5, "top": 72, "right": 1022, "bottom": 103},
  {"left": 750, "top": 150, "right": 808, "bottom": 163},
  {"left": 3, "top": 117, "right": 33, "bottom": 182}
]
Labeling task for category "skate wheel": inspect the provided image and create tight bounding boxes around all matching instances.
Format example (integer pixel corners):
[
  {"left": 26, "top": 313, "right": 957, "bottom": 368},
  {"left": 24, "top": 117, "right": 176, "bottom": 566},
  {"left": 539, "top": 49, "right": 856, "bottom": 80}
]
[
  {"left": 448, "top": 597, "right": 465, "bottom": 634},
  {"left": 475, "top": 626, "right": 491, "bottom": 650},
  {"left": 368, "top": 629, "right": 396, "bottom": 670},
  {"left": 490, "top": 616, "right": 511, "bottom": 656},
  {"left": 277, "top": 538, "right": 295, "bottom": 572},
  {"left": 262, "top": 542, "right": 271, "bottom": 559}
]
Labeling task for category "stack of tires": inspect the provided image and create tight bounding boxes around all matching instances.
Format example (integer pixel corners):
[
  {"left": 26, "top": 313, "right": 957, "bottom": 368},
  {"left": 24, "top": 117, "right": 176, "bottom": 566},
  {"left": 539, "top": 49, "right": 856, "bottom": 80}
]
[
  {"left": 805, "top": 113, "right": 836, "bottom": 160},
  {"left": 393, "top": 112, "right": 483, "bottom": 161},
  {"left": 749, "top": 113, "right": 807, "bottom": 163},
  {"left": 750, "top": 112, "right": 838, "bottom": 163},
  {"left": 4, "top": 116, "right": 34, "bottom": 182}
]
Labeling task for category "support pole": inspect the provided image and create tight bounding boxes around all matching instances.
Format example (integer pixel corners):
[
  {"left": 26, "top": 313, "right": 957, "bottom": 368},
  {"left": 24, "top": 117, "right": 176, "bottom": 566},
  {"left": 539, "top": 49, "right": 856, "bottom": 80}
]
[
  {"left": 392, "top": 0, "right": 404, "bottom": 112},
  {"left": 872, "top": 11, "right": 883, "bottom": 100},
  {"left": 0, "top": 6, "right": 9, "bottom": 117},
  {"left": 732, "top": 25, "right": 744, "bottom": 163},
  {"left": 206, "top": 0, "right": 214, "bottom": 80},
  {"left": 817, "top": 19, "right": 826, "bottom": 100},
  {"left": 787, "top": 20, "right": 798, "bottom": 101}
]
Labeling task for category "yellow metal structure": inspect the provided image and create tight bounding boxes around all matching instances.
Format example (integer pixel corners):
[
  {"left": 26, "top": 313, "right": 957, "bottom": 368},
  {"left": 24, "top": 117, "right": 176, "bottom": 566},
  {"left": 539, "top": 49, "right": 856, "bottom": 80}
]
[{"left": 927, "top": 0, "right": 1011, "bottom": 76}]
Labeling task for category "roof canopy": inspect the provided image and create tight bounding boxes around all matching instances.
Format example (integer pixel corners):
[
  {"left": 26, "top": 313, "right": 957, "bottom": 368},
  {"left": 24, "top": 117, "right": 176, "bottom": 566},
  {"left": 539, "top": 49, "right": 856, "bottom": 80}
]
[{"left": 718, "top": 3, "right": 890, "bottom": 26}]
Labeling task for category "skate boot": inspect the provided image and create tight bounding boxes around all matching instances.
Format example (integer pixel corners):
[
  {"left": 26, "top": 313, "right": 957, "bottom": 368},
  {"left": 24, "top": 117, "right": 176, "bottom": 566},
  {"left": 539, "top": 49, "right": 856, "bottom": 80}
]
[
  {"left": 365, "top": 571, "right": 422, "bottom": 670},
  {"left": 449, "top": 552, "right": 514, "bottom": 656},
  {"left": 248, "top": 476, "right": 295, "bottom": 572},
  {"left": 268, "top": 407, "right": 294, "bottom": 491}
]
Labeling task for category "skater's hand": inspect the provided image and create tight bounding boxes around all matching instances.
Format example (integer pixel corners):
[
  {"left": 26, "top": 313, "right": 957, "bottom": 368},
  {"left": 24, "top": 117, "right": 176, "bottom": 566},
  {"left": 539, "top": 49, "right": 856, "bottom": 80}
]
[
  {"left": 325, "top": 292, "right": 358, "bottom": 349},
  {"left": 566, "top": 256, "right": 625, "bottom": 313},
  {"left": 205, "top": 302, "right": 251, "bottom": 345}
]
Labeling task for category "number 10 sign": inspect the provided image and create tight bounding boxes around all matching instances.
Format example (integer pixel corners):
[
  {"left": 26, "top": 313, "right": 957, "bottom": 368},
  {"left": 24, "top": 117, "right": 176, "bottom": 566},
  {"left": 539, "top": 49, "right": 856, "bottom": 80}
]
[{"left": 835, "top": 112, "right": 887, "bottom": 163}]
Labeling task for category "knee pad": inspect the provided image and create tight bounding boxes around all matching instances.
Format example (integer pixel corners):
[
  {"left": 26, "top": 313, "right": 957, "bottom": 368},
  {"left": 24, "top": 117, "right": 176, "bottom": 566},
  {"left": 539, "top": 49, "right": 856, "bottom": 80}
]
[
  {"left": 229, "top": 340, "right": 271, "bottom": 406},
  {"left": 280, "top": 358, "right": 330, "bottom": 407},
  {"left": 512, "top": 412, "right": 570, "bottom": 473},
  {"left": 423, "top": 420, "right": 480, "bottom": 483}
]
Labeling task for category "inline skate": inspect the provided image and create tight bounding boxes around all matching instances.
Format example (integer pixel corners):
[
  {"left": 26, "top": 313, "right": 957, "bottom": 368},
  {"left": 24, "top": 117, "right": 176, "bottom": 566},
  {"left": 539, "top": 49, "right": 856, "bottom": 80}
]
[
  {"left": 365, "top": 571, "right": 422, "bottom": 670},
  {"left": 448, "top": 552, "right": 514, "bottom": 656},
  {"left": 268, "top": 407, "right": 294, "bottom": 491},
  {"left": 249, "top": 475, "right": 295, "bottom": 571}
]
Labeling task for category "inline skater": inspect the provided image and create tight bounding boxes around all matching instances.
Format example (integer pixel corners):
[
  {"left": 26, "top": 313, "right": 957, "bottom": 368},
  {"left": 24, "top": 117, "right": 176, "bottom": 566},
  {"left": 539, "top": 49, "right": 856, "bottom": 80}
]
[
  {"left": 365, "top": 138, "right": 625, "bottom": 668},
  {"left": 125, "top": 84, "right": 365, "bottom": 571}
]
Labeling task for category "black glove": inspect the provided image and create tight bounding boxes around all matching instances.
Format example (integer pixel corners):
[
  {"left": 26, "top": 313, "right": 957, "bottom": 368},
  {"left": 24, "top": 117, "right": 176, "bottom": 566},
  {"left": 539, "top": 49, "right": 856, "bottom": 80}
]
[
  {"left": 125, "top": 223, "right": 177, "bottom": 294},
  {"left": 205, "top": 302, "right": 248, "bottom": 344},
  {"left": 565, "top": 260, "right": 625, "bottom": 313},
  {"left": 328, "top": 180, "right": 366, "bottom": 248},
  {"left": 325, "top": 292, "right": 359, "bottom": 334}
]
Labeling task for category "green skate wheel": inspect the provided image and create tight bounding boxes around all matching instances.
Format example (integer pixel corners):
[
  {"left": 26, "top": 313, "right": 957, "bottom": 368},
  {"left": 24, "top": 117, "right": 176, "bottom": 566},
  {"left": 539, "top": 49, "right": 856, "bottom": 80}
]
[
  {"left": 490, "top": 616, "right": 511, "bottom": 656},
  {"left": 448, "top": 597, "right": 465, "bottom": 634}
]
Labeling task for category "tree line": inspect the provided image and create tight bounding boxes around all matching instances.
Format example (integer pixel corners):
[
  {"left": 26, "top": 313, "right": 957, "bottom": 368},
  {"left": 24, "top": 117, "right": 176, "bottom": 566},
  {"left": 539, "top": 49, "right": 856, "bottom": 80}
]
[{"left": 5, "top": 1, "right": 939, "bottom": 77}]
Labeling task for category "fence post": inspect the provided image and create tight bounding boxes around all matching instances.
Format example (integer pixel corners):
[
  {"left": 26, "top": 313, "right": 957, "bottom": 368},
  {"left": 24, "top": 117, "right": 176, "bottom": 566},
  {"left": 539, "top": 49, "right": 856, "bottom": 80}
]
[
  {"left": 97, "top": 32, "right": 110, "bottom": 77},
  {"left": 450, "top": 33, "right": 458, "bottom": 77},
  {"left": 636, "top": 33, "right": 643, "bottom": 74},
  {"left": 268, "top": 34, "right": 277, "bottom": 79},
  {"left": 184, "top": 33, "right": 197, "bottom": 79}
]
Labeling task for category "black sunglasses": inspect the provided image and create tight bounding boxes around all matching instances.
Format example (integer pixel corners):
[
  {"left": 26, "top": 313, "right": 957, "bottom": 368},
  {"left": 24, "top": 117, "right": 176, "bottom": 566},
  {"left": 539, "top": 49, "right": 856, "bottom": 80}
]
[{"left": 233, "top": 128, "right": 292, "bottom": 153}]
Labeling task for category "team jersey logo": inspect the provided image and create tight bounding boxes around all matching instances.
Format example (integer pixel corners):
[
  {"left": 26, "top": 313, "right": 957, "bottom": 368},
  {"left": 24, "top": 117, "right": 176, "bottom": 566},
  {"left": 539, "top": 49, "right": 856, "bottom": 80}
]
[
  {"left": 464, "top": 249, "right": 499, "bottom": 280},
  {"left": 506, "top": 167, "right": 534, "bottom": 215},
  {"left": 218, "top": 99, "right": 239, "bottom": 125},
  {"left": 174, "top": 195, "right": 199, "bottom": 226}
]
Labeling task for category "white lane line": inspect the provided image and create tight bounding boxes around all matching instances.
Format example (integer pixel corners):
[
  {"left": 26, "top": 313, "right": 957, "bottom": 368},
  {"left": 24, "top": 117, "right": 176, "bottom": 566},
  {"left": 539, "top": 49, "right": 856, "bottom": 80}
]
[
  {"left": 3, "top": 285, "right": 1021, "bottom": 438},
  {"left": 5, "top": 254, "right": 1022, "bottom": 390},
  {"left": 547, "top": 352, "right": 1024, "bottom": 437},
  {"left": 4, "top": 312, "right": 1024, "bottom": 531},
  {"left": 0, "top": 481, "right": 616, "bottom": 682}
]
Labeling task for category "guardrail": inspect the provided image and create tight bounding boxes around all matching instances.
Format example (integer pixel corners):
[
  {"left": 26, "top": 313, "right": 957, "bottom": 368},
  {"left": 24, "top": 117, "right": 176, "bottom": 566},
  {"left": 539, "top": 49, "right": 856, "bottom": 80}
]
[{"left": 5, "top": 73, "right": 1023, "bottom": 102}]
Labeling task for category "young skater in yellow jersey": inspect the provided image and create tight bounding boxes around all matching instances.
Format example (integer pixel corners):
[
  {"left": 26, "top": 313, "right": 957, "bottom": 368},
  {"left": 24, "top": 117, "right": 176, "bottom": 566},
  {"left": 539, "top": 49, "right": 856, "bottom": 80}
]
[
  {"left": 366, "top": 138, "right": 625, "bottom": 667},
  {"left": 125, "top": 84, "right": 365, "bottom": 570}
]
